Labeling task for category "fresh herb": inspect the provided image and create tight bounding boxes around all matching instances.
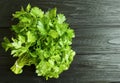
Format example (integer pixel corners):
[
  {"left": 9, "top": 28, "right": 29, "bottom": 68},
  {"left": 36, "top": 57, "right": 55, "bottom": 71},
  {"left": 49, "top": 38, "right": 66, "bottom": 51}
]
[{"left": 2, "top": 4, "right": 75, "bottom": 80}]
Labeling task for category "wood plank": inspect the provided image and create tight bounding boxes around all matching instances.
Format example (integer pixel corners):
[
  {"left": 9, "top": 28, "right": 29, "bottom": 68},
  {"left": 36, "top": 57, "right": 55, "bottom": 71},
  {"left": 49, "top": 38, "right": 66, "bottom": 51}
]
[
  {"left": 1, "top": 54, "right": 120, "bottom": 82},
  {"left": 1, "top": 0, "right": 120, "bottom": 27},
  {"left": 2, "top": 27, "right": 120, "bottom": 55},
  {"left": 73, "top": 27, "right": 120, "bottom": 54}
]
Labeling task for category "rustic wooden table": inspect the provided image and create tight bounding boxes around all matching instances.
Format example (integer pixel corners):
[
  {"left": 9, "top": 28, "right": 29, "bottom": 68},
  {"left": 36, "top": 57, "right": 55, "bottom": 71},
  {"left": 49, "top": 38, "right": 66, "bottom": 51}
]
[{"left": 1, "top": 0, "right": 120, "bottom": 83}]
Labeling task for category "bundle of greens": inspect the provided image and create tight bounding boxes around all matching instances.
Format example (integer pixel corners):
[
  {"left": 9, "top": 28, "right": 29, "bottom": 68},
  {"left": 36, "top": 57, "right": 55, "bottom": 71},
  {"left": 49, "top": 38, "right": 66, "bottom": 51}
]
[{"left": 2, "top": 4, "right": 75, "bottom": 80}]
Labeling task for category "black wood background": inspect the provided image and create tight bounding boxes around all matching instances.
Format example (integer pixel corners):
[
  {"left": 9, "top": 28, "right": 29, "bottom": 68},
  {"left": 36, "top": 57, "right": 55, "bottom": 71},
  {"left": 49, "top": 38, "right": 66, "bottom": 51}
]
[{"left": 1, "top": 0, "right": 120, "bottom": 83}]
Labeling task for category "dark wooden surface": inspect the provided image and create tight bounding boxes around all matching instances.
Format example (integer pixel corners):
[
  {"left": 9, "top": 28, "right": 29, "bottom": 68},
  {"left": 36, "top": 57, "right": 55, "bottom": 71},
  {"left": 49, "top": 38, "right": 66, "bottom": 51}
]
[{"left": 1, "top": 0, "right": 120, "bottom": 83}]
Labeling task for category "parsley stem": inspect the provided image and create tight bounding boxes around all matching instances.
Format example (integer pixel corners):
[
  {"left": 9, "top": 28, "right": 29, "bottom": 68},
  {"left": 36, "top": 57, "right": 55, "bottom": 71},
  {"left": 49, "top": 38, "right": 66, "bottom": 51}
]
[{"left": 10, "top": 54, "right": 29, "bottom": 74}]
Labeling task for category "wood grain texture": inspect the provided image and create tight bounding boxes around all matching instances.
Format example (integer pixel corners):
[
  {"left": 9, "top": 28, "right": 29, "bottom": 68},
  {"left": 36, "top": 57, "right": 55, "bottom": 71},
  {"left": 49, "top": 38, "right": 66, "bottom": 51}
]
[{"left": 1, "top": 0, "right": 120, "bottom": 83}]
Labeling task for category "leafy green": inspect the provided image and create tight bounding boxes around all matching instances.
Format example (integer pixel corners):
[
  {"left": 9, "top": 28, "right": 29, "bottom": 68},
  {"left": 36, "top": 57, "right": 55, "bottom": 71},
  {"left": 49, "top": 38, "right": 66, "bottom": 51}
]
[{"left": 2, "top": 4, "right": 75, "bottom": 80}]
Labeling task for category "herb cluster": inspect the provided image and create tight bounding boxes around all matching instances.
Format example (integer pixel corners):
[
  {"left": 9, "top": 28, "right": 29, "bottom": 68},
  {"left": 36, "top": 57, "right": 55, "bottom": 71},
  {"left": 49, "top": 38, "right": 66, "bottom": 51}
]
[{"left": 2, "top": 4, "right": 75, "bottom": 80}]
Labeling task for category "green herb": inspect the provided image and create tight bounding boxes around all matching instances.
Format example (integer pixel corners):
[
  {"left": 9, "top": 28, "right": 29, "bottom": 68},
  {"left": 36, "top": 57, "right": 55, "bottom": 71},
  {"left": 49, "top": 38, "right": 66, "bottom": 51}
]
[{"left": 2, "top": 4, "right": 75, "bottom": 80}]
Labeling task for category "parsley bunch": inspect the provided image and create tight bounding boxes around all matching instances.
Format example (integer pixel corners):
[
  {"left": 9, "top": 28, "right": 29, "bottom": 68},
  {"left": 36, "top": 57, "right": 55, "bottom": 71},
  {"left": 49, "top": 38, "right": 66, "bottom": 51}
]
[{"left": 2, "top": 4, "right": 75, "bottom": 80}]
